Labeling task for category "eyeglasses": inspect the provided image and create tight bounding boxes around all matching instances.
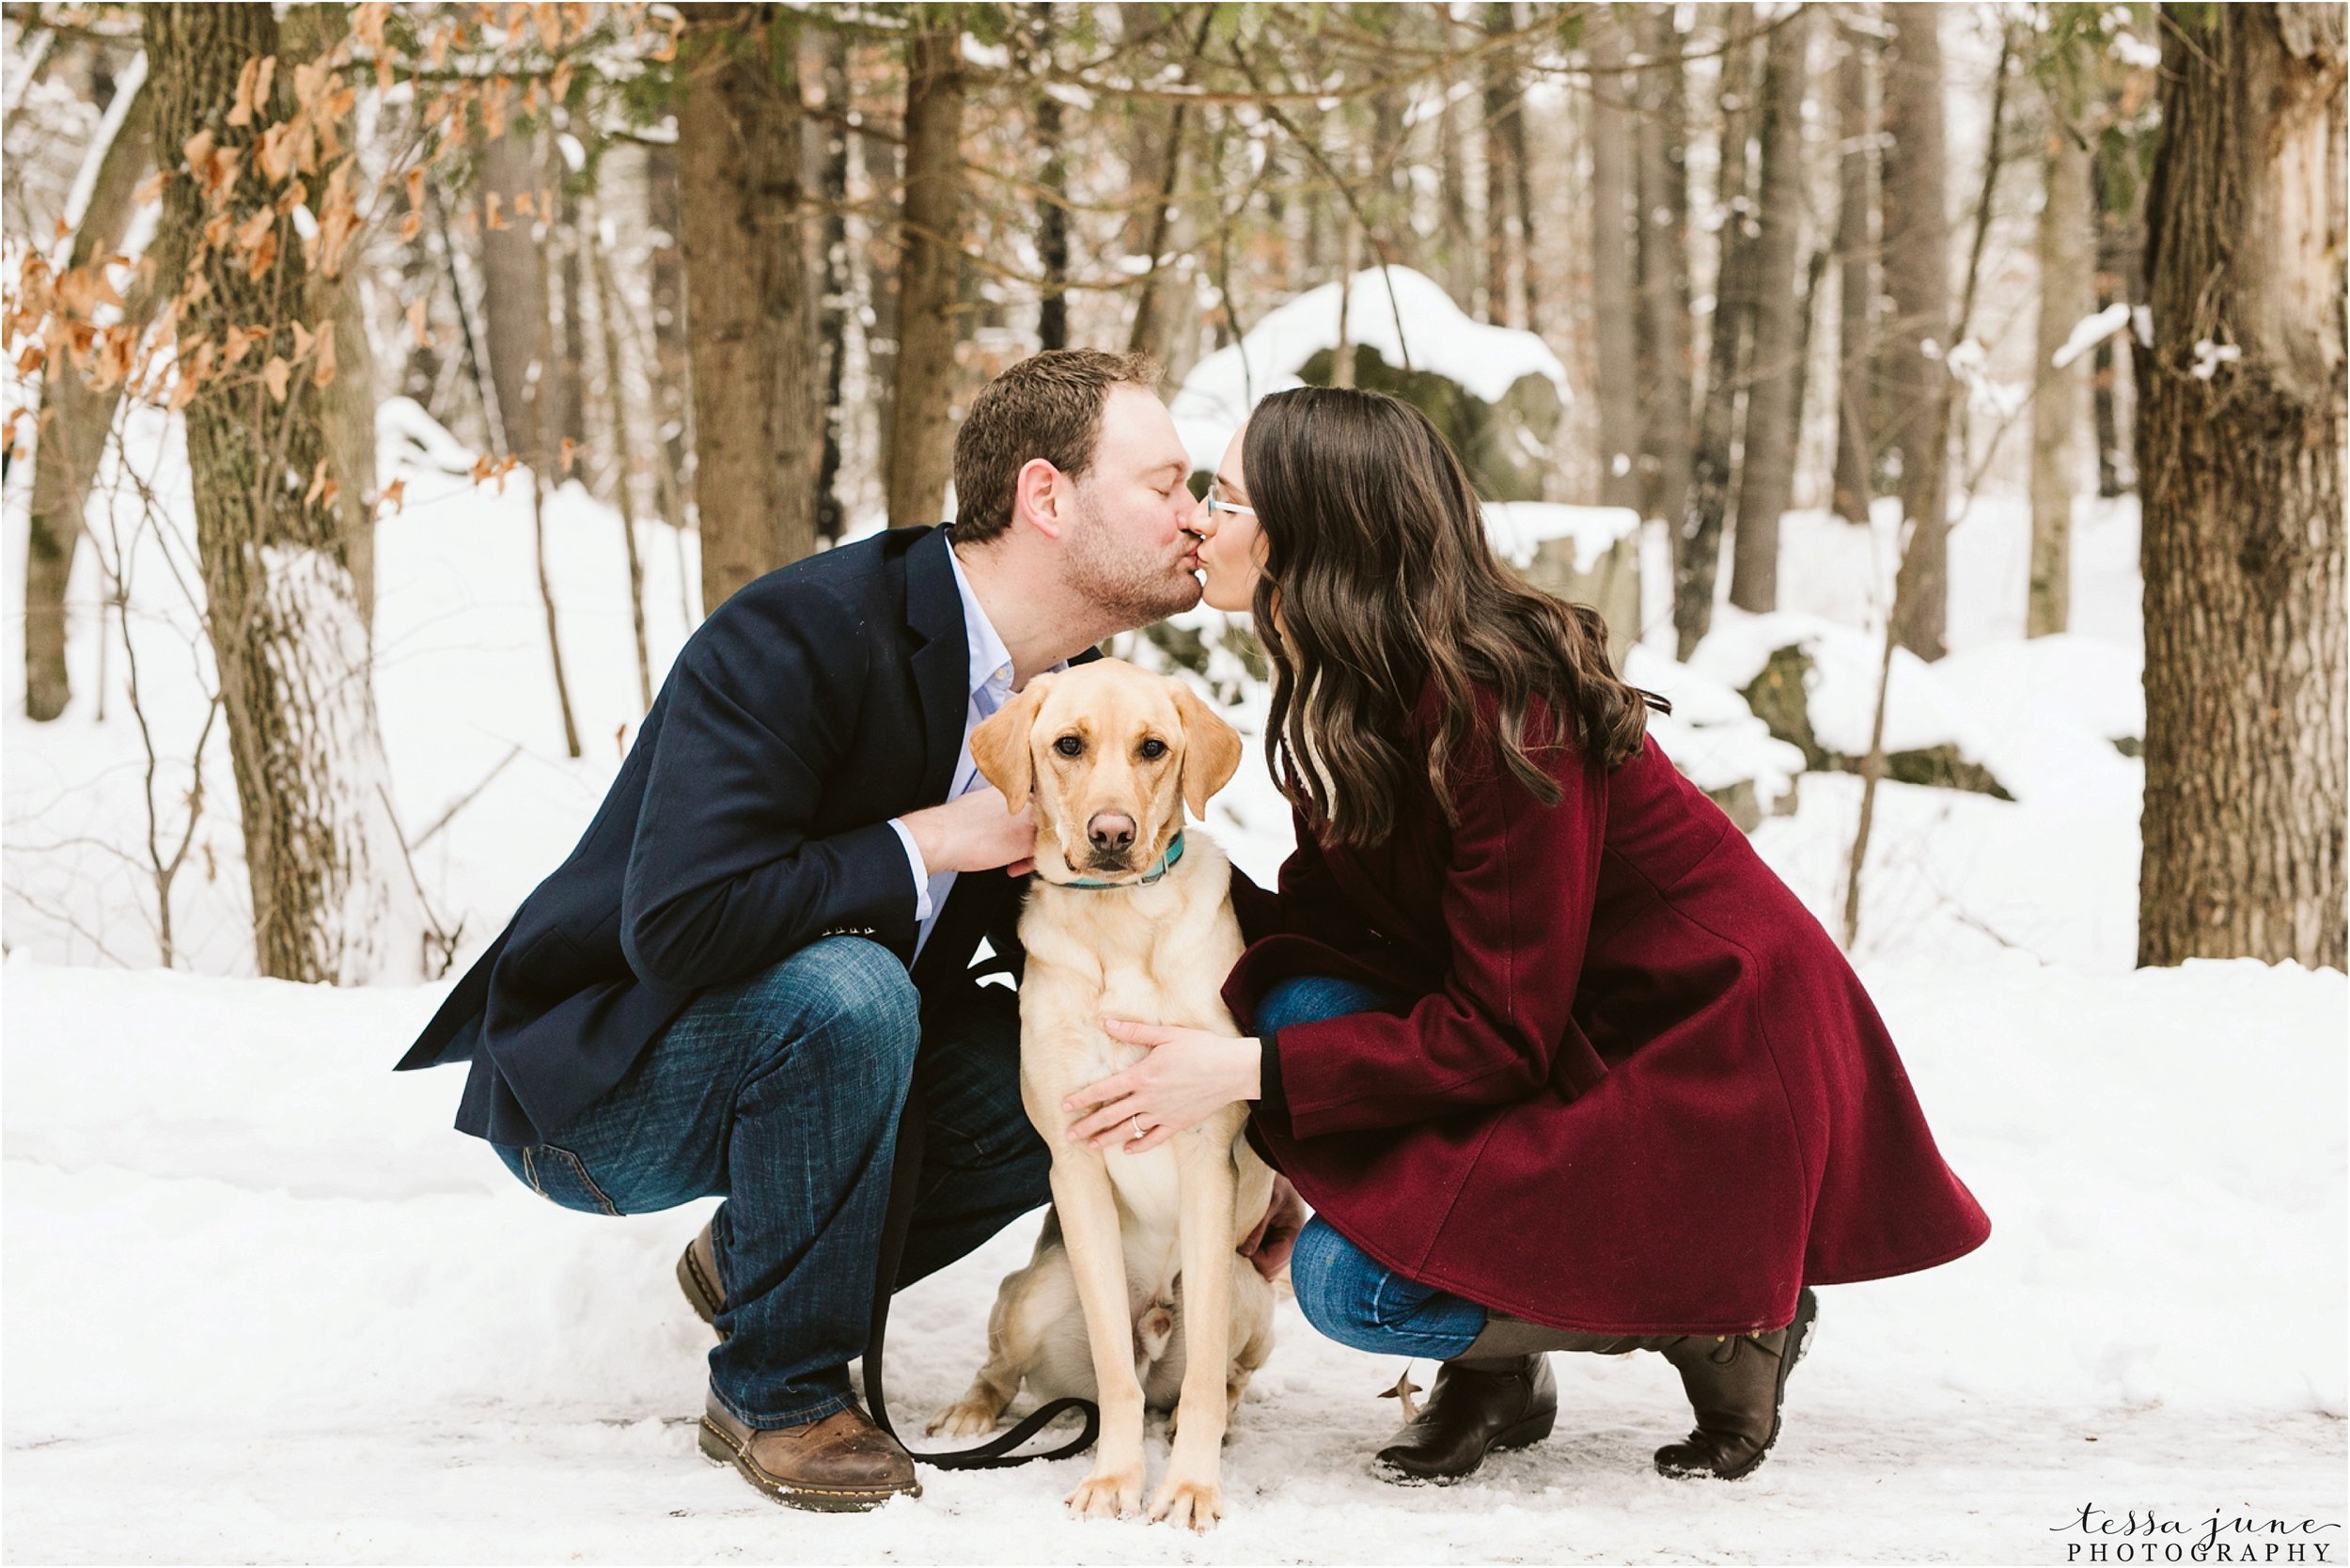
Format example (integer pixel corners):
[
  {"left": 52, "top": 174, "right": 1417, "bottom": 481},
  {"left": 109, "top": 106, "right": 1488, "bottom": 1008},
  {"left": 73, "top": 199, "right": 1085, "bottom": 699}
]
[{"left": 1204, "top": 483, "right": 1256, "bottom": 519}]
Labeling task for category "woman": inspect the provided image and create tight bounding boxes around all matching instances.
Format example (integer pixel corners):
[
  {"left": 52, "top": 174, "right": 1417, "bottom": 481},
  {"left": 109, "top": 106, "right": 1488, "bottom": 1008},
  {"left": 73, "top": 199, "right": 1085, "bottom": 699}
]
[{"left": 1062, "top": 387, "right": 1991, "bottom": 1484}]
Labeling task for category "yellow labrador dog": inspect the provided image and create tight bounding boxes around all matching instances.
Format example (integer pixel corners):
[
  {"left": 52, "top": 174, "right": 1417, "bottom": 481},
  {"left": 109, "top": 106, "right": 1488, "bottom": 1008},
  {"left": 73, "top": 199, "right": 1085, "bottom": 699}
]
[{"left": 939, "top": 657, "right": 1276, "bottom": 1530}]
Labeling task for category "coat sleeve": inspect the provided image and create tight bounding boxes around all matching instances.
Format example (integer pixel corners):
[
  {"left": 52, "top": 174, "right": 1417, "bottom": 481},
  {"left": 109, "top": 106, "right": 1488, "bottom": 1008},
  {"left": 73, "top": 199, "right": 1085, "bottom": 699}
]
[
  {"left": 619, "top": 609, "right": 919, "bottom": 994},
  {"left": 1267, "top": 737, "right": 1608, "bottom": 1138}
]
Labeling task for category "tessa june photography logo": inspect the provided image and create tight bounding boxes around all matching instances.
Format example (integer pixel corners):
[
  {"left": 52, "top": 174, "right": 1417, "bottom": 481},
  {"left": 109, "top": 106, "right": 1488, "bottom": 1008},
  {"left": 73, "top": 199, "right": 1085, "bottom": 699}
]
[{"left": 2055, "top": 1505, "right": 2344, "bottom": 1562}]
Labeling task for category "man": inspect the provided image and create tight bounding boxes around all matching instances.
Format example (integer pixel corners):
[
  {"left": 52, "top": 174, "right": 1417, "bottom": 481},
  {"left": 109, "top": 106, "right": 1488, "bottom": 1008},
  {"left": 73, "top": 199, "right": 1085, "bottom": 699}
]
[{"left": 397, "top": 351, "right": 1302, "bottom": 1512}]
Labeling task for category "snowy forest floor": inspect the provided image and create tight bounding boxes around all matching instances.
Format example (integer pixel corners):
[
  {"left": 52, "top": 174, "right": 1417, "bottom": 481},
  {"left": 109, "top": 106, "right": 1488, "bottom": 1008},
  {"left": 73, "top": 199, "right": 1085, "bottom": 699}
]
[{"left": 5, "top": 407, "right": 2344, "bottom": 1562}]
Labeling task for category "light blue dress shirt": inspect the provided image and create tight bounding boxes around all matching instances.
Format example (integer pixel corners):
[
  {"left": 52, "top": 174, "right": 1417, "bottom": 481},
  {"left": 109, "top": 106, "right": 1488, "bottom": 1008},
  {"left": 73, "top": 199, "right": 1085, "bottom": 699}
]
[{"left": 887, "top": 545, "right": 1063, "bottom": 959}]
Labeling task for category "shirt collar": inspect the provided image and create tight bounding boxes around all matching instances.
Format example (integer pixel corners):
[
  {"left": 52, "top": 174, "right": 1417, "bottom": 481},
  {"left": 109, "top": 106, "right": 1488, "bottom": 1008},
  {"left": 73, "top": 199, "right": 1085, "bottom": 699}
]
[{"left": 945, "top": 542, "right": 1016, "bottom": 700}]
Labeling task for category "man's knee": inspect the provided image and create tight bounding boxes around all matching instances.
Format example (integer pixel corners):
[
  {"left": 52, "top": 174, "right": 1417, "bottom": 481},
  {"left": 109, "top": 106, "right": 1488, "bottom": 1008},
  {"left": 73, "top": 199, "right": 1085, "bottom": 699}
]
[{"left": 738, "top": 936, "right": 921, "bottom": 1082}]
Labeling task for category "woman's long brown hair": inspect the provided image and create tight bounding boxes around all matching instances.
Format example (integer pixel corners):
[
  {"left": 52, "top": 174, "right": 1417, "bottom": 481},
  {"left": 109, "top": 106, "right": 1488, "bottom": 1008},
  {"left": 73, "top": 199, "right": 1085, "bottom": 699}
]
[{"left": 1244, "top": 386, "right": 1670, "bottom": 847}]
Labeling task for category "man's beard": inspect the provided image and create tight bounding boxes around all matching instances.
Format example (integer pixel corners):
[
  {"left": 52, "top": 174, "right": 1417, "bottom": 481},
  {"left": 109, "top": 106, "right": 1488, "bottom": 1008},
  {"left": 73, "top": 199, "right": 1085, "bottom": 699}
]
[{"left": 1065, "top": 489, "right": 1203, "bottom": 628}]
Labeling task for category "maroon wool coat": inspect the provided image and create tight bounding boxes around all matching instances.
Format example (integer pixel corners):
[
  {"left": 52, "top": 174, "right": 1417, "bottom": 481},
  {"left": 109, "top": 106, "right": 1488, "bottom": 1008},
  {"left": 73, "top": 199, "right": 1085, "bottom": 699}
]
[{"left": 1223, "top": 695, "right": 1992, "bottom": 1337}]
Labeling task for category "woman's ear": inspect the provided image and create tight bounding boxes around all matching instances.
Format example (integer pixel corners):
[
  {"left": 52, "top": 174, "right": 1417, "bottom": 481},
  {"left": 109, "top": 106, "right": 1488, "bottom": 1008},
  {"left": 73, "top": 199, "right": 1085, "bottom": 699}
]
[
  {"left": 1169, "top": 681, "right": 1243, "bottom": 819},
  {"left": 970, "top": 677, "right": 1052, "bottom": 805}
]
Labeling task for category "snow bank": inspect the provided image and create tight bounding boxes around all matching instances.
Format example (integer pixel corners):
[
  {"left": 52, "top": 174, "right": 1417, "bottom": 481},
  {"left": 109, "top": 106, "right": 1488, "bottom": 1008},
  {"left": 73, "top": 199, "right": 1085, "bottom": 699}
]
[
  {"left": 4, "top": 952, "right": 2339, "bottom": 1562},
  {"left": 1170, "top": 266, "right": 1570, "bottom": 470}
]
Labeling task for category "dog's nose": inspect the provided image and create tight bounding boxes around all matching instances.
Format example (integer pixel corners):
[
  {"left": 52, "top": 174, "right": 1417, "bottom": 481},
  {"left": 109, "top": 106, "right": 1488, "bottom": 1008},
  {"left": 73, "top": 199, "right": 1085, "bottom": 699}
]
[{"left": 1087, "top": 812, "right": 1136, "bottom": 855}]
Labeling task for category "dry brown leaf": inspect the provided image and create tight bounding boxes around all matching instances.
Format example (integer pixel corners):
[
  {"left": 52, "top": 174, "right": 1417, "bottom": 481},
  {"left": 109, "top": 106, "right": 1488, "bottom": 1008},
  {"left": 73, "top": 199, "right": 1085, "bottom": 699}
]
[
  {"left": 512, "top": 190, "right": 535, "bottom": 219},
  {"left": 220, "top": 324, "right": 259, "bottom": 368},
  {"left": 398, "top": 210, "right": 423, "bottom": 243},
  {"left": 378, "top": 477, "right": 407, "bottom": 515},
  {"left": 243, "top": 227, "right": 277, "bottom": 281},
  {"left": 406, "top": 298, "right": 432, "bottom": 348},
  {"left": 311, "top": 320, "right": 337, "bottom": 387},
  {"left": 134, "top": 170, "right": 167, "bottom": 206},
  {"left": 558, "top": 436, "right": 580, "bottom": 475},
  {"left": 1377, "top": 1371, "right": 1424, "bottom": 1424},
  {"left": 305, "top": 458, "right": 330, "bottom": 507},
  {"left": 290, "top": 320, "right": 316, "bottom": 362},
  {"left": 182, "top": 130, "right": 216, "bottom": 180},
  {"left": 550, "top": 58, "right": 573, "bottom": 104},
  {"left": 484, "top": 192, "right": 506, "bottom": 231},
  {"left": 262, "top": 355, "right": 291, "bottom": 402}
]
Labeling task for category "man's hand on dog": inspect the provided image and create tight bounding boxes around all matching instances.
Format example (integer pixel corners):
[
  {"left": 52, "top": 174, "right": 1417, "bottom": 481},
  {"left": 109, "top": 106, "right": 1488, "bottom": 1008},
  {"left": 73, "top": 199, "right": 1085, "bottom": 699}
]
[{"left": 901, "top": 786, "right": 1037, "bottom": 876}]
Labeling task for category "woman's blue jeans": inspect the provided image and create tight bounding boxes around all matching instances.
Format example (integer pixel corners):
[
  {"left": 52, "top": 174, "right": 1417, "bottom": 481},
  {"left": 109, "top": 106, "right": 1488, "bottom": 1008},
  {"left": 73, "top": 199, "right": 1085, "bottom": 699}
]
[
  {"left": 1254, "top": 976, "right": 1491, "bottom": 1362},
  {"left": 492, "top": 937, "right": 1051, "bottom": 1430}
]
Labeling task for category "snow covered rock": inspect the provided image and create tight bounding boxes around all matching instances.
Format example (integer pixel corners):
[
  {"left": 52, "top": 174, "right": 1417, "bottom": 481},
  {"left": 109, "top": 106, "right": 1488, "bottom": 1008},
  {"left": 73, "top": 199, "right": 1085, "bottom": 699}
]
[
  {"left": 1622, "top": 644, "right": 1809, "bottom": 830},
  {"left": 1688, "top": 610, "right": 2018, "bottom": 800},
  {"left": 1170, "top": 266, "right": 1571, "bottom": 502}
]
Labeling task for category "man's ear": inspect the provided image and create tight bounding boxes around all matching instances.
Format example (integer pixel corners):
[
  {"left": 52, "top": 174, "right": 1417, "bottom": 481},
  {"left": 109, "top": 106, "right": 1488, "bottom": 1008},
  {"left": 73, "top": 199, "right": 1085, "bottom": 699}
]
[
  {"left": 1012, "top": 457, "right": 1067, "bottom": 541},
  {"left": 1169, "top": 680, "right": 1243, "bottom": 820},
  {"left": 971, "top": 677, "right": 1053, "bottom": 805}
]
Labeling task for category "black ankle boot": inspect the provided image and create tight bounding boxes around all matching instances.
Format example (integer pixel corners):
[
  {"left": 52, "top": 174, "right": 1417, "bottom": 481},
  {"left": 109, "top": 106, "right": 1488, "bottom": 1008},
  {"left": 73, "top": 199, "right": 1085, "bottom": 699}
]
[
  {"left": 1653, "top": 1286, "right": 1819, "bottom": 1481},
  {"left": 1371, "top": 1355, "right": 1557, "bottom": 1483}
]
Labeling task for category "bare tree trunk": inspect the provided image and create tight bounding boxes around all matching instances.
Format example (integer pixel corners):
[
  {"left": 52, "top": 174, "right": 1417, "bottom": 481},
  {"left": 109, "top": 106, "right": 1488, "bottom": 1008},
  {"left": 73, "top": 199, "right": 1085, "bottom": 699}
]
[
  {"left": 144, "top": 1, "right": 420, "bottom": 981},
  {"left": 1676, "top": 25, "right": 1757, "bottom": 657},
  {"left": 678, "top": 5, "right": 821, "bottom": 611},
  {"left": 1634, "top": 3, "right": 1692, "bottom": 530},
  {"left": 1830, "top": 4, "right": 1875, "bottom": 524},
  {"left": 1589, "top": 7, "right": 1640, "bottom": 512},
  {"left": 1032, "top": 4, "right": 1072, "bottom": 350},
  {"left": 1878, "top": 2, "right": 1950, "bottom": 660},
  {"left": 812, "top": 23, "right": 853, "bottom": 540},
  {"left": 1476, "top": 0, "right": 1513, "bottom": 324},
  {"left": 588, "top": 196, "right": 654, "bottom": 714},
  {"left": 2134, "top": 2, "right": 2345, "bottom": 971},
  {"left": 2029, "top": 100, "right": 2092, "bottom": 639},
  {"left": 279, "top": 3, "right": 378, "bottom": 621},
  {"left": 24, "top": 66, "right": 152, "bottom": 721},
  {"left": 1125, "top": 8, "right": 1213, "bottom": 370},
  {"left": 859, "top": 81, "right": 904, "bottom": 502},
  {"left": 644, "top": 141, "right": 694, "bottom": 517},
  {"left": 527, "top": 232, "right": 583, "bottom": 760},
  {"left": 1729, "top": 7, "right": 1812, "bottom": 615},
  {"left": 1500, "top": 7, "right": 1542, "bottom": 336},
  {"left": 475, "top": 122, "right": 545, "bottom": 466},
  {"left": 889, "top": 21, "right": 965, "bottom": 529},
  {"left": 554, "top": 178, "right": 589, "bottom": 460}
]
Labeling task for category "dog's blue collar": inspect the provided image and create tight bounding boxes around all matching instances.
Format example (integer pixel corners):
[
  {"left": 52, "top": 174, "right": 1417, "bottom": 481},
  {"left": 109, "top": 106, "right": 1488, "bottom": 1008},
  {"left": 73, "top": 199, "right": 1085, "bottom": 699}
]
[{"left": 1043, "top": 832, "right": 1186, "bottom": 891}]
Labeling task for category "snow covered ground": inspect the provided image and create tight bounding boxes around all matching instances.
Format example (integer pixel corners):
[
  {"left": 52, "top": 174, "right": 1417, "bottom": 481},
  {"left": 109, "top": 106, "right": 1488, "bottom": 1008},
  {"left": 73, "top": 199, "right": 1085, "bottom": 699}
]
[{"left": 5, "top": 407, "right": 2344, "bottom": 1561}]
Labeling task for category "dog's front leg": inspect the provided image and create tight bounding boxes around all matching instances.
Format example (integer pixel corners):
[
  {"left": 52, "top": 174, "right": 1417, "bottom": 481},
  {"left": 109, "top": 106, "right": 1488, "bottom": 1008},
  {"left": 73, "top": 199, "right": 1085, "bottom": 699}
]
[
  {"left": 1150, "top": 1137, "right": 1239, "bottom": 1531},
  {"left": 1048, "top": 1155, "right": 1149, "bottom": 1520}
]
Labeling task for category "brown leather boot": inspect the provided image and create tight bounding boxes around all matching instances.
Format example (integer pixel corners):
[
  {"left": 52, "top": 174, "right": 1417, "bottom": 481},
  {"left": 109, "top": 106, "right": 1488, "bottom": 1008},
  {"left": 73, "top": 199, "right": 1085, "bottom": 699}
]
[
  {"left": 676, "top": 1222, "right": 727, "bottom": 1341},
  {"left": 1371, "top": 1355, "right": 1558, "bottom": 1483},
  {"left": 698, "top": 1392, "right": 921, "bottom": 1511},
  {"left": 1653, "top": 1286, "right": 1818, "bottom": 1481}
]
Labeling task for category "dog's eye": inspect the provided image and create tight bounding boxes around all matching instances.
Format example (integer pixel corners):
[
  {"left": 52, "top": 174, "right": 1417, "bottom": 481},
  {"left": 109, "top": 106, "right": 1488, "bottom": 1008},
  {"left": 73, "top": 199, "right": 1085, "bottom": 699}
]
[
  {"left": 1138, "top": 738, "right": 1168, "bottom": 760},
  {"left": 1054, "top": 735, "right": 1084, "bottom": 758}
]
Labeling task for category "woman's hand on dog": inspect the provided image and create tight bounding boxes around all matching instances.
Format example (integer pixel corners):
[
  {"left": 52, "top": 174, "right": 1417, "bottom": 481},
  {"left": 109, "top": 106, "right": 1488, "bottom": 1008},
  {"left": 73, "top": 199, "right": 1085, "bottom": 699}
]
[{"left": 1065, "top": 1019, "right": 1261, "bottom": 1157}]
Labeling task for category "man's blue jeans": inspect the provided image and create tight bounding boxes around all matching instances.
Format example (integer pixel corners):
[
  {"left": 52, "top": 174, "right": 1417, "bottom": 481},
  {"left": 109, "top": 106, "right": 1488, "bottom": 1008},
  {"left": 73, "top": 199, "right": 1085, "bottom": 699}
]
[
  {"left": 1254, "top": 975, "right": 1491, "bottom": 1363},
  {"left": 493, "top": 937, "right": 1051, "bottom": 1430}
]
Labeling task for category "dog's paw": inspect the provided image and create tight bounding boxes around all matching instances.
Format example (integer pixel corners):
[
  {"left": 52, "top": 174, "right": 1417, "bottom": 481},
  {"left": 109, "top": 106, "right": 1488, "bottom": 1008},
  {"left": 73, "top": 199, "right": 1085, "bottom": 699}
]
[
  {"left": 927, "top": 1399, "right": 1002, "bottom": 1439},
  {"left": 1066, "top": 1465, "right": 1144, "bottom": 1521},
  {"left": 1148, "top": 1474, "right": 1224, "bottom": 1532}
]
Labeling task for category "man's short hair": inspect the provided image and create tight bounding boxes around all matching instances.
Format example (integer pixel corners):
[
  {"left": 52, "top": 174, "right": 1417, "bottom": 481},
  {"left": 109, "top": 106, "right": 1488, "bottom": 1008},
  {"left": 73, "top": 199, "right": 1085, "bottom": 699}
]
[{"left": 952, "top": 350, "right": 1162, "bottom": 544}]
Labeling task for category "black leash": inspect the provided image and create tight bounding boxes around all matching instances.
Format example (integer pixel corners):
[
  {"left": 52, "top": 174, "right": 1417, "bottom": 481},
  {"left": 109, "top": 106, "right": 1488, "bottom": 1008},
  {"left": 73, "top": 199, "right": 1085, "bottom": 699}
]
[{"left": 861, "top": 1080, "right": 1099, "bottom": 1468}]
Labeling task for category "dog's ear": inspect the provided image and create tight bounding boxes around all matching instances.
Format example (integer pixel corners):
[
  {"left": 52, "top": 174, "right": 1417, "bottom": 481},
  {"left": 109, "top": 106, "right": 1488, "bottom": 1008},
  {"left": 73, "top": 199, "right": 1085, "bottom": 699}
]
[
  {"left": 1169, "top": 680, "right": 1243, "bottom": 820},
  {"left": 971, "top": 676, "right": 1054, "bottom": 805}
]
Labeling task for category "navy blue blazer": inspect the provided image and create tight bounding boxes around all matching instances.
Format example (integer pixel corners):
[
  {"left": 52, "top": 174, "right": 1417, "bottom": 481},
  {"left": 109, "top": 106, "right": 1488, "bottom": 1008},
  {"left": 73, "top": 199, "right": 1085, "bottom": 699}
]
[{"left": 396, "top": 523, "right": 1069, "bottom": 1146}]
